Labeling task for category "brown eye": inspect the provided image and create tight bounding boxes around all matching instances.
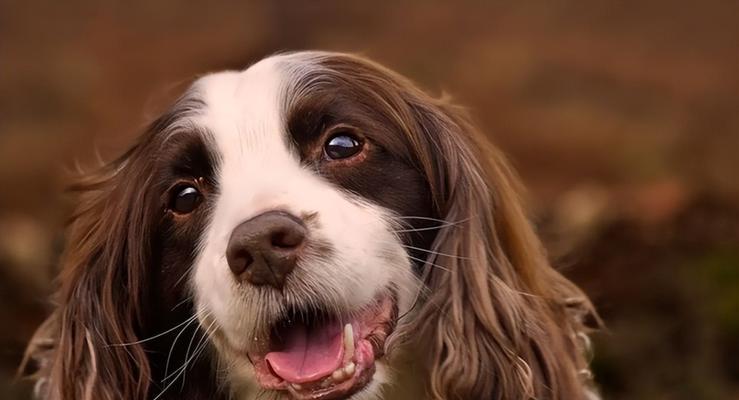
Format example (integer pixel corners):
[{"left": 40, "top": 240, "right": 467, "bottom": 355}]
[
  {"left": 324, "top": 134, "right": 363, "bottom": 160},
  {"left": 169, "top": 185, "right": 201, "bottom": 214}
]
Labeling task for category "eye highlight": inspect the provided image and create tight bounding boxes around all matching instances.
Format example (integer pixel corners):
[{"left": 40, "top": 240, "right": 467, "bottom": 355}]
[
  {"left": 168, "top": 184, "right": 202, "bottom": 214},
  {"left": 324, "top": 133, "right": 363, "bottom": 160}
]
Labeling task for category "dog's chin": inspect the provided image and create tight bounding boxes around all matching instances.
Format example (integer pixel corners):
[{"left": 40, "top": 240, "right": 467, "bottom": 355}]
[{"left": 217, "top": 290, "right": 399, "bottom": 400}]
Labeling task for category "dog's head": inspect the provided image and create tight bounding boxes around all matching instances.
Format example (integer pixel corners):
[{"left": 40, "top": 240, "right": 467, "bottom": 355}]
[{"left": 27, "top": 52, "right": 598, "bottom": 400}]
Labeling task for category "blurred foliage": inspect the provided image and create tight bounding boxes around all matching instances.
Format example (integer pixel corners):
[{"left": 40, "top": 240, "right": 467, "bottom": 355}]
[
  {"left": 562, "top": 195, "right": 739, "bottom": 399},
  {"left": 1, "top": 1, "right": 737, "bottom": 399}
]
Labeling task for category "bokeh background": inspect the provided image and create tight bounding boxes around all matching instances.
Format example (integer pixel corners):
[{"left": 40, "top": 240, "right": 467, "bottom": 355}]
[{"left": 1, "top": 1, "right": 738, "bottom": 399}]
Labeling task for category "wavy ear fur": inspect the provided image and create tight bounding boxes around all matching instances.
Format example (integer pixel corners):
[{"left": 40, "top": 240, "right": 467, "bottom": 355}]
[
  {"left": 410, "top": 98, "right": 599, "bottom": 399},
  {"left": 24, "top": 136, "right": 159, "bottom": 400}
]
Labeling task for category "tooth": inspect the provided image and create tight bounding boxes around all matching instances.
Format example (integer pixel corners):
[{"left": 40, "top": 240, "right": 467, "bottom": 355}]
[
  {"left": 343, "top": 323, "right": 355, "bottom": 359},
  {"left": 343, "top": 362, "right": 355, "bottom": 377},
  {"left": 321, "top": 378, "right": 333, "bottom": 388},
  {"left": 332, "top": 368, "right": 346, "bottom": 382},
  {"left": 291, "top": 383, "right": 302, "bottom": 390}
]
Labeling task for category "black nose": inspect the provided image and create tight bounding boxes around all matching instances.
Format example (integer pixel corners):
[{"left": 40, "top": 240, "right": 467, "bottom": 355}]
[{"left": 226, "top": 211, "right": 307, "bottom": 288}]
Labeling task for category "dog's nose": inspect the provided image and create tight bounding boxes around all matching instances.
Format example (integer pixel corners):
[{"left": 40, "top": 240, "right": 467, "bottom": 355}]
[{"left": 226, "top": 211, "right": 306, "bottom": 288}]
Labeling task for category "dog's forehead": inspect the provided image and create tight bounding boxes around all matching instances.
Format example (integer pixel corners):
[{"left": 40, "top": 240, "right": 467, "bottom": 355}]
[
  {"left": 189, "top": 53, "right": 337, "bottom": 163},
  {"left": 193, "top": 56, "right": 289, "bottom": 152}
]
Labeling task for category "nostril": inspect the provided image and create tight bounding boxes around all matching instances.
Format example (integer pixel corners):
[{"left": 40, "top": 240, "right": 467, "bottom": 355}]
[
  {"left": 270, "top": 229, "right": 305, "bottom": 249},
  {"left": 226, "top": 211, "right": 307, "bottom": 287},
  {"left": 229, "top": 249, "right": 254, "bottom": 275}
]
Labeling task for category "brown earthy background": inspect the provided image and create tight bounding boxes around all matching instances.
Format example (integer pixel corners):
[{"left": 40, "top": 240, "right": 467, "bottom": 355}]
[{"left": 1, "top": 1, "right": 738, "bottom": 399}]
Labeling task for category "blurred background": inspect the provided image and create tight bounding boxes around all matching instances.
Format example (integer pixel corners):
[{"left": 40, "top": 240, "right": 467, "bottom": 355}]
[{"left": 1, "top": 1, "right": 738, "bottom": 399}]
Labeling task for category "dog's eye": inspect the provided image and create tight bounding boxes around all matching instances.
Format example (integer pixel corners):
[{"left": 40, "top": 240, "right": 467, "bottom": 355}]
[
  {"left": 324, "top": 134, "right": 363, "bottom": 160},
  {"left": 169, "top": 185, "right": 201, "bottom": 214}
]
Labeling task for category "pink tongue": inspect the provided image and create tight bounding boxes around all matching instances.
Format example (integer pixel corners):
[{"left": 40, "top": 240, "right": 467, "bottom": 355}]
[{"left": 265, "top": 320, "right": 344, "bottom": 383}]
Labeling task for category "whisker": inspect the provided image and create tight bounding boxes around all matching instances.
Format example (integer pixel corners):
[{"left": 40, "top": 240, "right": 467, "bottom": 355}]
[
  {"left": 172, "top": 263, "right": 196, "bottom": 289},
  {"left": 398, "top": 244, "right": 470, "bottom": 260},
  {"left": 179, "top": 325, "right": 218, "bottom": 391},
  {"left": 406, "top": 254, "right": 451, "bottom": 272},
  {"left": 163, "top": 311, "right": 207, "bottom": 382},
  {"left": 170, "top": 295, "right": 193, "bottom": 312},
  {"left": 392, "top": 218, "right": 469, "bottom": 234},
  {"left": 105, "top": 314, "right": 198, "bottom": 347},
  {"left": 394, "top": 216, "right": 463, "bottom": 223},
  {"left": 180, "top": 322, "right": 218, "bottom": 376},
  {"left": 157, "top": 318, "right": 217, "bottom": 399},
  {"left": 373, "top": 238, "right": 470, "bottom": 261},
  {"left": 179, "top": 316, "right": 214, "bottom": 389}
]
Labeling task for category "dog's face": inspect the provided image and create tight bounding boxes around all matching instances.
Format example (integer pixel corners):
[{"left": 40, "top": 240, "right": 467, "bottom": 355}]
[
  {"left": 155, "top": 53, "right": 435, "bottom": 399},
  {"left": 28, "top": 51, "right": 597, "bottom": 400}
]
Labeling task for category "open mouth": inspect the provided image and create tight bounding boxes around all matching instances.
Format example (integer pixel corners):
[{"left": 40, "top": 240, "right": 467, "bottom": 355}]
[{"left": 248, "top": 292, "right": 397, "bottom": 400}]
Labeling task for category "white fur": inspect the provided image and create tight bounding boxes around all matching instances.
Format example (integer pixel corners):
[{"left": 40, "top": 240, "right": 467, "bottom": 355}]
[{"left": 187, "top": 55, "right": 420, "bottom": 399}]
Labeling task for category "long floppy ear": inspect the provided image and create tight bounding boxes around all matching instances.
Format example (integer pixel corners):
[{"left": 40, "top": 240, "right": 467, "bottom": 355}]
[
  {"left": 24, "top": 135, "right": 160, "bottom": 400},
  {"left": 408, "top": 99, "right": 599, "bottom": 399}
]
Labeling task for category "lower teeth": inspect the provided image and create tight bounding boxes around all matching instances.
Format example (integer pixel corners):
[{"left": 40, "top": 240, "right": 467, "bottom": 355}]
[{"left": 343, "top": 362, "right": 356, "bottom": 377}]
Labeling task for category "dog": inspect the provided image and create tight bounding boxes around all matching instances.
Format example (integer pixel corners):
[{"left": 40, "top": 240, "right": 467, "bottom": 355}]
[{"left": 25, "top": 51, "right": 599, "bottom": 400}]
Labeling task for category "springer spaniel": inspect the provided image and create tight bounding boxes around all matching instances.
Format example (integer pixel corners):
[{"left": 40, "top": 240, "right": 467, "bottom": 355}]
[{"left": 25, "top": 51, "right": 599, "bottom": 400}]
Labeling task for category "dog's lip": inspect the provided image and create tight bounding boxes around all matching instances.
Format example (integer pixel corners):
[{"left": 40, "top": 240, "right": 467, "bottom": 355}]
[{"left": 245, "top": 291, "right": 398, "bottom": 400}]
